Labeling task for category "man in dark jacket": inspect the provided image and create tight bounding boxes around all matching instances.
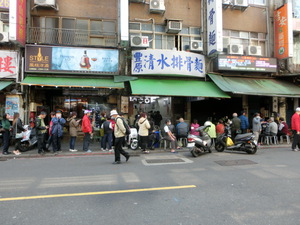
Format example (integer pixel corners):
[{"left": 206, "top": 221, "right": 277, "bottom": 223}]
[
  {"left": 231, "top": 113, "right": 241, "bottom": 139},
  {"left": 36, "top": 111, "right": 48, "bottom": 154},
  {"left": 239, "top": 111, "right": 249, "bottom": 134},
  {"left": 51, "top": 110, "right": 66, "bottom": 154}
]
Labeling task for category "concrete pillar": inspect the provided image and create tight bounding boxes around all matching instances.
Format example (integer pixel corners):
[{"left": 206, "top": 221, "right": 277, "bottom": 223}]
[
  {"left": 242, "top": 95, "right": 249, "bottom": 115},
  {"left": 278, "top": 97, "right": 286, "bottom": 119}
]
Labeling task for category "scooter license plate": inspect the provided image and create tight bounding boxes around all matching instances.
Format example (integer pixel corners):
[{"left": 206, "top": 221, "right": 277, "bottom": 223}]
[{"left": 187, "top": 142, "right": 195, "bottom": 148}]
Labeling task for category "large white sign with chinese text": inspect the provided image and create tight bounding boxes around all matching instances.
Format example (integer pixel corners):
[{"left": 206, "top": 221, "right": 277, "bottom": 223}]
[
  {"left": 0, "top": 51, "right": 19, "bottom": 79},
  {"left": 207, "top": 0, "right": 223, "bottom": 56},
  {"left": 132, "top": 50, "right": 205, "bottom": 77}
]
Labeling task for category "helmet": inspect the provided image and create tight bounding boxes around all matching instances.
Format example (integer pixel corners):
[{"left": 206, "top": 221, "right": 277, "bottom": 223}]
[{"left": 204, "top": 121, "right": 212, "bottom": 127}]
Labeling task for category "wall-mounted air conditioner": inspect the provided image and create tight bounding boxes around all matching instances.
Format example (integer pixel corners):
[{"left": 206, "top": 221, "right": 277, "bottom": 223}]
[
  {"left": 34, "top": 0, "right": 56, "bottom": 6},
  {"left": 149, "top": 0, "right": 165, "bottom": 14},
  {"left": 166, "top": 20, "right": 182, "bottom": 34},
  {"left": 130, "top": 36, "right": 149, "bottom": 47},
  {"left": 190, "top": 41, "right": 203, "bottom": 52},
  {"left": 0, "top": 13, "right": 9, "bottom": 23},
  {"left": 246, "top": 45, "right": 262, "bottom": 56},
  {"left": 234, "top": 0, "right": 248, "bottom": 7},
  {"left": 0, "top": 32, "right": 9, "bottom": 43},
  {"left": 228, "top": 44, "right": 243, "bottom": 55}
]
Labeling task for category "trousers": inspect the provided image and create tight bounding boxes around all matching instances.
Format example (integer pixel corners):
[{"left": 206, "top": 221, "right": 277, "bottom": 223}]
[{"left": 114, "top": 137, "right": 129, "bottom": 162}]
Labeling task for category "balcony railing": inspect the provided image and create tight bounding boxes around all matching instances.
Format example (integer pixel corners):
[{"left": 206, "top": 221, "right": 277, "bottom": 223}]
[{"left": 28, "top": 27, "right": 117, "bottom": 47}]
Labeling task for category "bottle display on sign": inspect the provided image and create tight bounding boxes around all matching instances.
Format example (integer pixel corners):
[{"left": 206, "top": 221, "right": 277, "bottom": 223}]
[
  {"left": 80, "top": 50, "right": 91, "bottom": 69},
  {"left": 37, "top": 48, "right": 43, "bottom": 62}
]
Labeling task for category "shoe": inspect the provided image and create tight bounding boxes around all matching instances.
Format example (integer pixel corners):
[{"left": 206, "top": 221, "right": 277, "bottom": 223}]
[
  {"left": 125, "top": 155, "right": 130, "bottom": 162},
  {"left": 86, "top": 150, "right": 92, "bottom": 153},
  {"left": 69, "top": 149, "right": 78, "bottom": 152},
  {"left": 142, "top": 150, "right": 150, "bottom": 154},
  {"left": 108, "top": 149, "right": 113, "bottom": 152},
  {"left": 292, "top": 149, "right": 298, "bottom": 152},
  {"left": 3, "top": 152, "right": 11, "bottom": 155},
  {"left": 101, "top": 148, "right": 107, "bottom": 151},
  {"left": 112, "top": 161, "right": 121, "bottom": 164}
]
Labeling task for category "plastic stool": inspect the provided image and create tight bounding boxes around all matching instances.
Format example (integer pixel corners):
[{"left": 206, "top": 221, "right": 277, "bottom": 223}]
[{"left": 280, "top": 135, "right": 290, "bottom": 144}]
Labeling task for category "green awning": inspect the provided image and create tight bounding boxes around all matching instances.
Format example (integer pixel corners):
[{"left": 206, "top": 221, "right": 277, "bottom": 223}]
[
  {"left": 21, "top": 76, "right": 124, "bottom": 89},
  {"left": 129, "top": 78, "right": 230, "bottom": 98},
  {"left": 208, "top": 74, "right": 300, "bottom": 97},
  {"left": 0, "top": 81, "right": 12, "bottom": 91}
]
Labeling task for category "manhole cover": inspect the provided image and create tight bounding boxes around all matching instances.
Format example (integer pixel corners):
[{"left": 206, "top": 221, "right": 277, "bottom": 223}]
[
  {"left": 215, "top": 159, "right": 257, "bottom": 166},
  {"left": 146, "top": 159, "right": 185, "bottom": 164}
]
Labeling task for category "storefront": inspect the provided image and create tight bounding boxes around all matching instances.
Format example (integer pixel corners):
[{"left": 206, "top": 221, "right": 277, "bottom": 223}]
[{"left": 22, "top": 45, "right": 124, "bottom": 125}]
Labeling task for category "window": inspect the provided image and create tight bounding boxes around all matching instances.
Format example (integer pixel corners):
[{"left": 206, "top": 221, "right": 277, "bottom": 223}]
[
  {"left": 248, "top": 0, "right": 265, "bottom": 5},
  {"left": 293, "top": 0, "right": 300, "bottom": 18},
  {"left": 223, "top": 30, "right": 267, "bottom": 56}
]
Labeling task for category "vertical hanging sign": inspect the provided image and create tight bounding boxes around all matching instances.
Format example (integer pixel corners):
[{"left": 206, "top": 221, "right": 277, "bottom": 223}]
[
  {"left": 207, "top": 0, "right": 223, "bottom": 56},
  {"left": 9, "top": 0, "right": 26, "bottom": 46},
  {"left": 274, "top": 3, "right": 293, "bottom": 59}
]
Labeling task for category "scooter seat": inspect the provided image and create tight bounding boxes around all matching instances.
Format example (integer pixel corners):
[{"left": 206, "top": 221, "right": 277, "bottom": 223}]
[{"left": 235, "top": 133, "right": 253, "bottom": 140}]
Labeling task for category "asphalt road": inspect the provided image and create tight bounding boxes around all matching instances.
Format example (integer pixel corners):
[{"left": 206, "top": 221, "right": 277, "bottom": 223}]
[{"left": 0, "top": 146, "right": 300, "bottom": 225}]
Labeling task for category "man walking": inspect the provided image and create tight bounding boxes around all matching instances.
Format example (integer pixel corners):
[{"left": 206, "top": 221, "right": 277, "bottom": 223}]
[
  {"left": 36, "top": 111, "right": 48, "bottom": 154},
  {"left": 239, "top": 111, "right": 249, "bottom": 134},
  {"left": 82, "top": 110, "right": 92, "bottom": 153},
  {"left": 110, "top": 110, "right": 130, "bottom": 164},
  {"left": 291, "top": 107, "right": 300, "bottom": 151}
]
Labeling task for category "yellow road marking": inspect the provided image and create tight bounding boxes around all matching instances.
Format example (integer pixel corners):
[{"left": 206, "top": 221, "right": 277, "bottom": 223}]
[{"left": 0, "top": 185, "right": 196, "bottom": 202}]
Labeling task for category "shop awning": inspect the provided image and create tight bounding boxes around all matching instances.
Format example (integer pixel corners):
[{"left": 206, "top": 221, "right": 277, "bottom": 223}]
[
  {"left": 208, "top": 74, "right": 300, "bottom": 97},
  {"left": 0, "top": 81, "right": 12, "bottom": 91},
  {"left": 129, "top": 78, "right": 230, "bottom": 98},
  {"left": 21, "top": 76, "right": 124, "bottom": 89}
]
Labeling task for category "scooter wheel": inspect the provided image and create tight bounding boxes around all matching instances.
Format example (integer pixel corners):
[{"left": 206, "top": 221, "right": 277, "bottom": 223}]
[
  {"left": 191, "top": 148, "right": 202, "bottom": 157},
  {"left": 246, "top": 145, "right": 257, "bottom": 154},
  {"left": 215, "top": 143, "right": 225, "bottom": 152},
  {"left": 130, "top": 140, "right": 138, "bottom": 150}
]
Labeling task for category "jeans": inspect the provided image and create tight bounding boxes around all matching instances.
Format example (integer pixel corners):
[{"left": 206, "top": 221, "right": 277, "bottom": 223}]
[
  {"left": 37, "top": 133, "right": 46, "bottom": 153},
  {"left": 114, "top": 136, "right": 129, "bottom": 162},
  {"left": 83, "top": 133, "right": 91, "bottom": 151},
  {"left": 101, "top": 133, "right": 112, "bottom": 150},
  {"left": 2, "top": 130, "right": 10, "bottom": 153},
  {"left": 292, "top": 130, "right": 300, "bottom": 150},
  {"left": 69, "top": 136, "right": 76, "bottom": 150},
  {"left": 52, "top": 133, "right": 62, "bottom": 152}
]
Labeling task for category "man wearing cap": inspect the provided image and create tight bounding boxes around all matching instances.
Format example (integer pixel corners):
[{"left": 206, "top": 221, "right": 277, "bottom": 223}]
[
  {"left": 82, "top": 110, "right": 92, "bottom": 153},
  {"left": 291, "top": 107, "right": 300, "bottom": 151},
  {"left": 36, "top": 111, "right": 48, "bottom": 154},
  {"left": 110, "top": 110, "right": 130, "bottom": 164},
  {"left": 51, "top": 110, "right": 66, "bottom": 154}
]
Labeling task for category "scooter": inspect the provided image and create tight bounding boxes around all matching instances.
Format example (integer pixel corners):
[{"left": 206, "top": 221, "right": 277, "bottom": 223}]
[
  {"left": 19, "top": 125, "right": 38, "bottom": 152},
  {"left": 215, "top": 125, "right": 257, "bottom": 154},
  {"left": 188, "top": 124, "right": 212, "bottom": 157},
  {"left": 126, "top": 126, "right": 139, "bottom": 150}
]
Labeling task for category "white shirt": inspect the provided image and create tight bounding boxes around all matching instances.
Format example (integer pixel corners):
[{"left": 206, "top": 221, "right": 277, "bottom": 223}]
[{"left": 164, "top": 125, "right": 170, "bottom": 133}]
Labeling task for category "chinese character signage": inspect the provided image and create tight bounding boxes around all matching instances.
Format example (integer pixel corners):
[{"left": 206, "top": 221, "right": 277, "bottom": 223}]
[
  {"left": 25, "top": 45, "right": 119, "bottom": 74},
  {"left": 274, "top": 3, "right": 293, "bottom": 59},
  {"left": 217, "top": 55, "right": 277, "bottom": 73},
  {"left": 207, "top": 0, "right": 223, "bottom": 56},
  {"left": 0, "top": 0, "right": 9, "bottom": 9},
  {"left": 0, "top": 51, "right": 19, "bottom": 79},
  {"left": 132, "top": 50, "right": 205, "bottom": 77},
  {"left": 9, "top": 0, "right": 26, "bottom": 46}
]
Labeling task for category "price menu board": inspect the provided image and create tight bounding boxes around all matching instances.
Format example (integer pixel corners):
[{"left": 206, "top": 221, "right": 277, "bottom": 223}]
[{"left": 217, "top": 55, "right": 277, "bottom": 73}]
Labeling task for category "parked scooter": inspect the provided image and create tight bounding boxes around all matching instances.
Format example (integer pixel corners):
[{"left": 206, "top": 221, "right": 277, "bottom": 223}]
[
  {"left": 19, "top": 125, "right": 38, "bottom": 152},
  {"left": 125, "top": 126, "right": 139, "bottom": 150},
  {"left": 188, "top": 123, "right": 212, "bottom": 157},
  {"left": 215, "top": 125, "right": 257, "bottom": 154}
]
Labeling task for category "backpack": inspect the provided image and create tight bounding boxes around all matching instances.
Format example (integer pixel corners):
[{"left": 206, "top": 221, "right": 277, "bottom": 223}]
[{"left": 116, "top": 117, "right": 131, "bottom": 135}]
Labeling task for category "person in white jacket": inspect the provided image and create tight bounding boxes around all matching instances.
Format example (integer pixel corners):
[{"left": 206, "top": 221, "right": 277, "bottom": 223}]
[{"left": 138, "top": 112, "right": 151, "bottom": 154}]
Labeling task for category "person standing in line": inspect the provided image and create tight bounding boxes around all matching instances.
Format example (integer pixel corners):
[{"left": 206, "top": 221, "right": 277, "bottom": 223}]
[
  {"left": 69, "top": 112, "right": 81, "bottom": 152},
  {"left": 231, "top": 113, "right": 241, "bottom": 139},
  {"left": 46, "top": 112, "right": 55, "bottom": 151},
  {"left": 2, "top": 113, "right": 12, "bottom": 155},
  {"left": 216, "top": 119, "right": 225, "bottom": 137},
  {"left": 36, "top": 111, "right": 48, "bottom": 155},
  {"left": 164, "top": 119, "right": 179, "bottom": 153},
  {"left": 110, "top": 110, "right": 130, "bottom": 164},
  {"left": 101, "top": 116, "right": 113, "bottom": 152},
  {"left": 252, "top": 113, "right": 262, "bottom": 145},
  {"left": 138, "top": 112, "right": 151, "bottom": 154},
  {"left": 239, "top": 110, "right": 249, "bottom": 134},
  {"left": 51, "top": 110, "right": 66, "bottom": 154},
  {"left": 12, "top": 112, "right": 25, "bottom": 155},
  {"left": 190, "top": 119, "right": 200, "bottom": 136},
  {"left": 82, "top": 109, "right": 93, "bottom": 153},
  {"left": 291, "top": 107, "right": 300, "bottom": 152}
]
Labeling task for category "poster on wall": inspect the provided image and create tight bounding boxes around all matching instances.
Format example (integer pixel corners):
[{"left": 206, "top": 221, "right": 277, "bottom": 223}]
[
  {"left": 0, "top": 51, "right": 19, "bottom": 79},
  {"left": 121, "top": 96, "right": 129, "bottom": 114},
  {"left": 25, "top": 45, "right": 119, "bottom": 74},
  {"left": 5, "top": 95, "right": 20, "bottom": 120},
  {"left": 132, "top": 50, "right": 205, "bottom": 77}
]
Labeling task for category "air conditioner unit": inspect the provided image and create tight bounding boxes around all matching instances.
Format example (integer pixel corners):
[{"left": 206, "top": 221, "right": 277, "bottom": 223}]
[
  {"left": 247, "top": 45, "right": 262, "bottom": 56},
  {"left": 190, "top": 41, "right": 203, "bottom": 52},
  {"left": 34, "top": 0, "right": 56, "bottom": 6},
  {"left": 0, "top": 32, "right": 9, "bottom": 43},
  {"left": 149, "top": 0, "right": 165, "bottom": 14},
  {"left": 228, "top": 44, "right": 243, "bottom": 55},
  {"left": 0, "top": 21, "right": 3, "bottom": 33},
  {"left": 234, "top": 0, "right": 248, "bottom": 7},
  {"left": 223, "top": 0, "right": 232, "bottom": 5},
  {"left": 0, "top": 13, "right": 9, "bottom": 23},
  {"left": 130, "top": 36, "right": 149, "bottom": 47},
  {"left": 166, "top": 20, "right": 182, "bottom": 34}
]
